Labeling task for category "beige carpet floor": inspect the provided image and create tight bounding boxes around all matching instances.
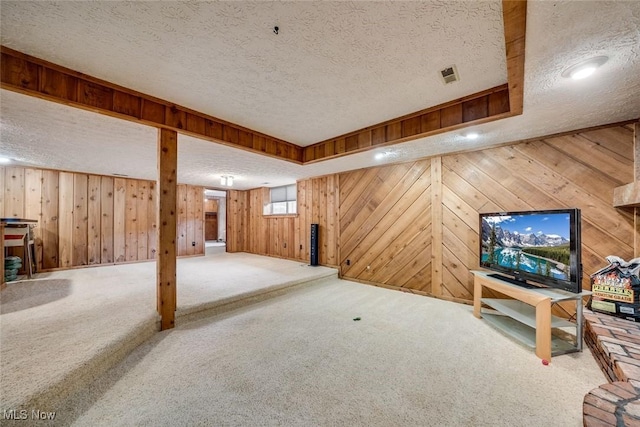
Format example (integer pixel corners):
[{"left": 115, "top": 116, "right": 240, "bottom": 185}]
[
  {"left": 0, "top": 252, "right": 336, "bottom": 417},
  {"left": 60, "top": 278, "right": 606, "bottom": 427}
]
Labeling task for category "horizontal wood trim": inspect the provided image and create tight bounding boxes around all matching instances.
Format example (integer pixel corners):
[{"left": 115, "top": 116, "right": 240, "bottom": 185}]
[
  {"left": 302, "top": 0, "right": 526, "bottom": 163},
  {"left": 0, "top": 46, "right": 303, "bottom": 164},
  {"left": 0, "top": 2, "right": 527, "bottom": 166},
  {"left": 613, "top": 182, "right": 640, "bottom": 207},
  {"left": 303, "top": 86, "right": 511, "bottom": 163}
]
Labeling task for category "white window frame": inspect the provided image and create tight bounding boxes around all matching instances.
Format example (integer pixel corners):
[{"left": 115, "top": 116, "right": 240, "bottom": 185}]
[{"left": 263, "top": 184, "right": 297, "bottom": 215}]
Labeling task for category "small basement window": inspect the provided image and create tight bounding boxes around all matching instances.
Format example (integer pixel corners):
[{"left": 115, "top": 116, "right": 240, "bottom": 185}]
[{"left": 264, "top": 184, "right": 297, "bottom": 215}]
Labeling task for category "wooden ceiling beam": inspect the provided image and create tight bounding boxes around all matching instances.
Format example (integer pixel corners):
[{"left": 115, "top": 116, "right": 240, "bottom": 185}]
[
  {"left": 503, "top": 0, "right": 527, "bottom": 115},
  {"left": 0, "top": 46, "right": 303, "bottom": 164},
  {"left": 303, "top": 85, "right": 511, "bottom": 163},
  {"left": 1, "top": 1, "right": 527, "bottom": 166},
  {"left": 613, "top": 122, "right": 640, "bottom": 208},
  {"left": 303, "top": 0, "right": 527, "bottom": 163}
]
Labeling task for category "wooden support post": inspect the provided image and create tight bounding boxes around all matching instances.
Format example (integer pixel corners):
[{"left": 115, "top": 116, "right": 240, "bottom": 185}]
[
  {"left": 502, "top": 0, "right": 527, "bottom": 116},
  {"left": 157, "top": 128, "right": 178, "bottom": 330},
  {"left": 613, "top": 121, "right": 640, "bottom": 207}
]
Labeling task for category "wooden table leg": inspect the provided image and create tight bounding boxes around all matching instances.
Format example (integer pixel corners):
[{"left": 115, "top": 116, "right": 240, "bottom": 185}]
[
  {"left": 473, "top": 276, "right": 482, "bottom": 318},
  {"left": 535, "top": 299, "right": 552, "bottom": 361}
]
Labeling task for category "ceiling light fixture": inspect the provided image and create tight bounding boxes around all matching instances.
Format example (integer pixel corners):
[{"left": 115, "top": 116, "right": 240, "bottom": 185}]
[
  {"left": 220, "top": 176, "right": 234, "bottom": 187},
  {"left": 0, "top": 157, "right": 11, "bottom": 164},
  {"left": 465, "top": 132, "right": 479, "bottom": 140},
  {"left": 562, "top": 56, "right": 608, "bottom": 80}
]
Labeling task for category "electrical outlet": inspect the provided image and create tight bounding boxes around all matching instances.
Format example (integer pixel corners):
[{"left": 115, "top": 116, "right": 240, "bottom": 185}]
[
  {"left": 346, "top": 259, "right": 351, "bottom": 266},
  {"left": 284, "top": 242, "right": 287, "bottom": 248},
  {"left": 192, "top": 241, "right": 195, "bottom": 247}
]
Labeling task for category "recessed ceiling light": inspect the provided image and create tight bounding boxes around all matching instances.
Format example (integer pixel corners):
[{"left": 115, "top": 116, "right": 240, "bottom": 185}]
[
  {"left": 375, "top": 151, "right": 396, "bottom": 161},
  {"left": 465, "top": 132, "right": 479, "bottom": 140},
  {"left": 562, "top": 56, "right": 608, "bottom": 80},
  {"left": 0, "top": 157, "right": 11, "bottom": 164}
]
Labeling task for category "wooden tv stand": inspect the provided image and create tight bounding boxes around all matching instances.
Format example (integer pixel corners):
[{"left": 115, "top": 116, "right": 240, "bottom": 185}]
[{"left": 472, "top": 270, "right": 590, "bottom": 361}]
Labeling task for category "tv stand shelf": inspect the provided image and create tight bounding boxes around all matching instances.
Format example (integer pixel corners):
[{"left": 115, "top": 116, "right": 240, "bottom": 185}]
[{"left": 472, "top": 270, "right": 591, "bottom": 361}]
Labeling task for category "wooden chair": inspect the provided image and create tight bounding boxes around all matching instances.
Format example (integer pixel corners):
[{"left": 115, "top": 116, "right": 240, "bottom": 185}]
[{"left": 4, "top": 226, "right": 34, "bottom": 278}]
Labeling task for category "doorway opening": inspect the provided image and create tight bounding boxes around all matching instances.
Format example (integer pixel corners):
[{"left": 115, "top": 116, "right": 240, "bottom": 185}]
[{"left": 204, "top": 189, "right": 227, "bottom": 255}]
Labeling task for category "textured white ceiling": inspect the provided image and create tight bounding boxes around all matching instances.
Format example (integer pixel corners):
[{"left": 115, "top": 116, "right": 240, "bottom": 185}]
[
  {"left": 0, "top": 0, "right": 505, "bottom": 145},
  {"left": 1, "top": 1, "right": 639, "bottom": 191}
]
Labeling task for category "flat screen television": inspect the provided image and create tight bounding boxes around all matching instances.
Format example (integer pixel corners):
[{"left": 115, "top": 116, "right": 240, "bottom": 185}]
[{"left": 479, "top": 208, "right": 582, "bottom": 293}]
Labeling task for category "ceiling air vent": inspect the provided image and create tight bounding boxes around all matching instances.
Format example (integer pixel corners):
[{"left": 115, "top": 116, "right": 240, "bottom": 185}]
[{"left": 440, "top": 65, "right": 459, "bottom": 84}]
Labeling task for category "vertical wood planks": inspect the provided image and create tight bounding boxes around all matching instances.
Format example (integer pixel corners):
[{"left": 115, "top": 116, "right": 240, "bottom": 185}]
[
  {"left": 24, "top": 168, "right": 42, "bottom": 269},
  {"left": 72, "top": 174, "right": 88, "bottom": 266},
  {"left": 326, "top": 174, "right": 338, "bottom": 266},
  {"left": 225, "top": 177, "right": 340, "bottom": 265},
  {"left": 41, "top": 170, "right": 59, "bottom": 269},
  {"left": 125, "top": 179, "right": 138, "bottom": 261},
  {"left": 195, "top": 187, "right": 204, "bottom": 254},
  {"left": 148, "top": 181, "right": 157, "bottom": 259},
  {"left": 186, "top": 185, "right": 196, "bottom": 255},
  {"left": 113, "top": 178, "right": 127, "bottom": 263},
  {"left": 177, "top": 185, "right": 187, "bottom": 256},
  {"left": 5, "top": 167, "right": 24, "bottom": 218},
  {"left": 101, "top": 176, "right": 114, "bottom": 263},
  {"left": 58, "top": 172, "right": 74, "bottom": 268},
  {"left": 0, "top": 166, "right": 204, "bottom": 271},
  {"left": 226, "top": 191, "right": 237, "bottom": 252},
  {"left": 137, "top": 180, "right": 149, "bottom": 260},
  {"left": 87, "top": 175, "right": 101, "bottom": 265}
]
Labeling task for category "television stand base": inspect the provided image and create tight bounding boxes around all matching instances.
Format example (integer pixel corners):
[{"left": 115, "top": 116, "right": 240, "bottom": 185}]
[{"left": 472, "top": 270, "right": 591, "bottom": 361}]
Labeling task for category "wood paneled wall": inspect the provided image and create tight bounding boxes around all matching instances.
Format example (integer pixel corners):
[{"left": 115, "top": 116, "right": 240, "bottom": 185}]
[
  {"left": 228, "top": 123, "right": 637, "bottom": 306},
  {"left": 339, "top": 161, "right": 433, "bottom": 292},
  {"left": 227, "top": 176, "right": 339, "bottom": 266},
  {"left": 0, "top": 166, "right": 204, "bottom": 270},
  {"left": 437, "top": 125, "right": 636, "bottom": 302}
]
